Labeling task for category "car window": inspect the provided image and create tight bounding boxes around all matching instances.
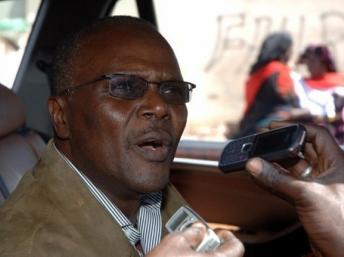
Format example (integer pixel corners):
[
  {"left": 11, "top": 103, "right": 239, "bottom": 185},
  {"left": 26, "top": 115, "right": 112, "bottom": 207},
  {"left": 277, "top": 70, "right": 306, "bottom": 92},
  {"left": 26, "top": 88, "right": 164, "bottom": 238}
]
[
  {"left": 111, "top": 0, "right": 139, "bottom": 17},
  {"left": 0, "top": 0, "right": 41, "bottom": 88},
  {"left": 153, "top": 0, "right": 344, "bottom": 142}
]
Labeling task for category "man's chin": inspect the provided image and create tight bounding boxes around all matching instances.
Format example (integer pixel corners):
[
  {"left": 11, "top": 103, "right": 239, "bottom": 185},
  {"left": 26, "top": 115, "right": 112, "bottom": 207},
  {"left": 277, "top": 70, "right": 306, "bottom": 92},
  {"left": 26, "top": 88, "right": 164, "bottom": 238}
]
[
  {"left": 125, "top": 153, "right": 172, "bottom": 192},
  {"left": 132, "top": 170, "right": 170, "bottom": 193}
]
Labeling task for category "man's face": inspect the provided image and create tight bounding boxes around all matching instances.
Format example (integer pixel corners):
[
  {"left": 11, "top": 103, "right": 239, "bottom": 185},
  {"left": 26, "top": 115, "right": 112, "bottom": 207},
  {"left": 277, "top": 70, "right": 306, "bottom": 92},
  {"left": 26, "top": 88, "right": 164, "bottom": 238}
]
[{"left": 62, "top": 24, "right": 187, "bottom": 197}]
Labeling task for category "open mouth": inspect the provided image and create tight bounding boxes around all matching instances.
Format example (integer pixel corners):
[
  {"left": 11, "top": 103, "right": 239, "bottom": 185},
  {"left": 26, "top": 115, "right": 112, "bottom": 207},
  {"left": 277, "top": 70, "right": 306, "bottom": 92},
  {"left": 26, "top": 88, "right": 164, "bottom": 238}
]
[
  {"left": 138, "top": 139, "right": 164, "bottom": 150},
  {"left": 133, "top": 135, "right": 172, "bottom": 162}
]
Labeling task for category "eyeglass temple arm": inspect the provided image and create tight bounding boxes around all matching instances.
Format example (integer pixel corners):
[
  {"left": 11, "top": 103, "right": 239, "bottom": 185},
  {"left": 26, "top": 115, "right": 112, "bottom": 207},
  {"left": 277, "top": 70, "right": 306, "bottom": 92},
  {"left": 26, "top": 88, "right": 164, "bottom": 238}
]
[{"left": 60, "top": 76, "right": 106, "bottom": 95}]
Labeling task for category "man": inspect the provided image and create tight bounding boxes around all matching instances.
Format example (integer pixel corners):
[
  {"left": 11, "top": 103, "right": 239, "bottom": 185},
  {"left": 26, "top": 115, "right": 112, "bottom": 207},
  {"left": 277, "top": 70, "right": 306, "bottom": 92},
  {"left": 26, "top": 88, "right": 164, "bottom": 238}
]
[
  {"left": 0, "top": 16, "right": 243, "bottom": 257},
  {"left": 0, "top": 15, "right": 342, "bottom": 257}
]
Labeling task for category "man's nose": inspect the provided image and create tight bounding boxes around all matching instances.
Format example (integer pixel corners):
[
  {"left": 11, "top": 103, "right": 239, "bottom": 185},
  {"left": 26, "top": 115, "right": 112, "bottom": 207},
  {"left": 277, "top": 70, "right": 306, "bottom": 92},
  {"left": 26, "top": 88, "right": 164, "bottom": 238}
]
[{"left": 137, "top": 88, "right": 170, "bottom": 120}]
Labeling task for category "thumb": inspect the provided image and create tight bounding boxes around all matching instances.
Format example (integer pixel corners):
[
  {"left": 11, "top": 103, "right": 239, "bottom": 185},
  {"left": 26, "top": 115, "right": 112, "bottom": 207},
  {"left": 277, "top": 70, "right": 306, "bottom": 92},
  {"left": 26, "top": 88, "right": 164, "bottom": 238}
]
[
  {"left": 179, "top": 222, "right": 207, "bottom": 248},
  {"left": 246, "top": 158, "right": 305, "bottom": 202}
]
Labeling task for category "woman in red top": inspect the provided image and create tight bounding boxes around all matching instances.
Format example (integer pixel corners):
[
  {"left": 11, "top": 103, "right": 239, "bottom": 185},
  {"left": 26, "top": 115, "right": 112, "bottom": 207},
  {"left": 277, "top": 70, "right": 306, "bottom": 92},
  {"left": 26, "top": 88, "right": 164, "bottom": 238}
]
[
  {"left": 297, "top": 45, "right": 344, "bottom": 143},
  {"left": 233, "top": 32, "right": 297, "bottom": 138},
  {"left": 298, "top": 45, "right": 344, "bottom": 90}
]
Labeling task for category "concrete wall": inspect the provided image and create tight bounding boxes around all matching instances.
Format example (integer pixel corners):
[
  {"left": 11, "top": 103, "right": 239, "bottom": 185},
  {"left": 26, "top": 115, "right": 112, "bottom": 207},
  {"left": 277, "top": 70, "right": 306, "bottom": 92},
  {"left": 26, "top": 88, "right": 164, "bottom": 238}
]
[{"left": 155, "top": 0, "right": 344, "bottom": 140}]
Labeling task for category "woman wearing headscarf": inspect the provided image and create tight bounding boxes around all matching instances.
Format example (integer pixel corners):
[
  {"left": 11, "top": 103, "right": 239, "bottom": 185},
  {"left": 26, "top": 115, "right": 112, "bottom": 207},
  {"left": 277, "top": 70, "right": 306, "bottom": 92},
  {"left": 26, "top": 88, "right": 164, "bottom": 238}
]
[
  {"left": 295, "top": 45, "right": 344, "bottom": 143},
  {"left": 294, "top": 45, "right": 344, "bottom": 119},
  {"left": 298, "top": 45, "right": 344, "bottom": 90},
  {"left": 232, "top": 32, "right": 297, "bottom": 138}
]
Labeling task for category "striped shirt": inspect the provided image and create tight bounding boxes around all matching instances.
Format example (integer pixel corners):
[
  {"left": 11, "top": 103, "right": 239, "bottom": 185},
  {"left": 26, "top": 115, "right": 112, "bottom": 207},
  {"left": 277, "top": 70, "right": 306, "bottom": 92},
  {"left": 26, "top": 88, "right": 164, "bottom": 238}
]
[{"left": 54, "top": 145, "right": 162, "bottom": 256}]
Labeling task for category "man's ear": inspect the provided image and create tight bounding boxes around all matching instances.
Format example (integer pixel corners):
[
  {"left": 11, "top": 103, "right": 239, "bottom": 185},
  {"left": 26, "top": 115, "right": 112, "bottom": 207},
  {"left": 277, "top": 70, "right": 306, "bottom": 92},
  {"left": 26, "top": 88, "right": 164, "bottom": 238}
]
[{"left": 48, "top": 96, "right": 70, "bottom": 139}]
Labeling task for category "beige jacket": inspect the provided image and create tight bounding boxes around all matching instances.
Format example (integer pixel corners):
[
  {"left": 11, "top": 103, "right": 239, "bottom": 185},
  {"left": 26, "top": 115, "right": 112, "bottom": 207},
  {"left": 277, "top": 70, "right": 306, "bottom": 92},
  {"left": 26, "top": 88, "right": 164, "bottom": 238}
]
[{"left": 0, "top": 140, "right": 187, "bottom": 257}]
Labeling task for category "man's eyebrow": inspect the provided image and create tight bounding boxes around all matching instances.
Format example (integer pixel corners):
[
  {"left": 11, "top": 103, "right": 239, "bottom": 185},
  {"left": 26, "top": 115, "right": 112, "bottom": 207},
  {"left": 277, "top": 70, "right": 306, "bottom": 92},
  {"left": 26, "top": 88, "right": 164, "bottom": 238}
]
[{"left": 107, "top": 71, "right": 182, "bottom": 81}]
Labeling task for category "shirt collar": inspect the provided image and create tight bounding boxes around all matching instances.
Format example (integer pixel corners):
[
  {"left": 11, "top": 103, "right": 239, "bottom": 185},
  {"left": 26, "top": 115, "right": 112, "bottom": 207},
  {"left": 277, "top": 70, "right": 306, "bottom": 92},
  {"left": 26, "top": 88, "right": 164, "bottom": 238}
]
[{"left": 53, "top": 143, "right": 163, "bottom": 252}]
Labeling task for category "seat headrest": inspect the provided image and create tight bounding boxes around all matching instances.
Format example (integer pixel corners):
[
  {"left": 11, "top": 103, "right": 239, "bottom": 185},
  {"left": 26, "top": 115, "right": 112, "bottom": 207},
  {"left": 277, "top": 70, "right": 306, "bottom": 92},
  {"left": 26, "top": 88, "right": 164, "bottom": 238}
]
[{"left": 0, "top": 84, "right": 25, "bottom": 137}]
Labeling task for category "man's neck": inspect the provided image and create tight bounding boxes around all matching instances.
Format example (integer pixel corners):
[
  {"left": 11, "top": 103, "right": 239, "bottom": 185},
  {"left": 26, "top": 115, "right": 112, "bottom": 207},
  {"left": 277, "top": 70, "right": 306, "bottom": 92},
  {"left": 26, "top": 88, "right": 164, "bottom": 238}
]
[
  {"left": 54, "top": 139, "right": 141, "bottom": 222},
  {"left": 92, "top": 179, "right": 141, "bottom": 224}
]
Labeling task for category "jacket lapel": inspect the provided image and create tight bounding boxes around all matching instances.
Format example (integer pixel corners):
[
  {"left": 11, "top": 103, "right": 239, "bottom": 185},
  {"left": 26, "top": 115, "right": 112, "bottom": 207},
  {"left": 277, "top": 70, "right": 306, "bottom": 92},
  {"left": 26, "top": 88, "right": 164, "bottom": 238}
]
[
  {"left": 34, "top": 140, "right": 187, "bottom": 256},
  {"left": 35, "top": 140, "right": 139, "bottom": 256}
]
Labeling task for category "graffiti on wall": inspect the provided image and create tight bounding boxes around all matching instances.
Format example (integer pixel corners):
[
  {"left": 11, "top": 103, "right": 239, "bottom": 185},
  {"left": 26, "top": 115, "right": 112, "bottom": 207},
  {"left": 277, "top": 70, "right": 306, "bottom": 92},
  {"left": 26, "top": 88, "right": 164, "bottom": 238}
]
[{"left": 205, "top": 11, "right": 344, "bottom": 73}]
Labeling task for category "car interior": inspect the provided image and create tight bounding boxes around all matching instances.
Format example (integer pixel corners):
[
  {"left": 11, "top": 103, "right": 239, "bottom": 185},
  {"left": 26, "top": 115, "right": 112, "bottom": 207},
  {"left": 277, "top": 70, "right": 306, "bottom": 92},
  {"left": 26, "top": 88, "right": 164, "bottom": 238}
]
[
  {"left": 0, "top": 83, "right": 45, "bottom": 203},
  {"left": 0, "top": 0, "right": 315, "bottom": 256}
]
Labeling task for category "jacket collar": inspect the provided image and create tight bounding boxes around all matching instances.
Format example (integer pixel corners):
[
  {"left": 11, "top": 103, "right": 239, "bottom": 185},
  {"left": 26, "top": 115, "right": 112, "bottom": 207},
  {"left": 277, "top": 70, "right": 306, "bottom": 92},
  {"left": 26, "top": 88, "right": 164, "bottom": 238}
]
[{"left": 34, "top": 139, "right": 186, "bottom": 255}]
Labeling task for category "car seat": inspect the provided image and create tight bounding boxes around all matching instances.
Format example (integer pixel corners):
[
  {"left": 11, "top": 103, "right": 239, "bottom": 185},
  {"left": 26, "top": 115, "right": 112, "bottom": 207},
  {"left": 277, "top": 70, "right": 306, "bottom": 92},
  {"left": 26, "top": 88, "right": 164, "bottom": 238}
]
[{"left": 0, "top": 84, "right": 46, "bottom": 205}]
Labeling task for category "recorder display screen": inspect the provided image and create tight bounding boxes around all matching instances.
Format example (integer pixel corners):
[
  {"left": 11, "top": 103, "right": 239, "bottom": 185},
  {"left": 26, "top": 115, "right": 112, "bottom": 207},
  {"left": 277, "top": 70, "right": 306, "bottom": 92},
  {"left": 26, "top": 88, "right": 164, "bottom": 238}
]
[{"left": 252, "top": 128, "right": 295, "bottom": 156}]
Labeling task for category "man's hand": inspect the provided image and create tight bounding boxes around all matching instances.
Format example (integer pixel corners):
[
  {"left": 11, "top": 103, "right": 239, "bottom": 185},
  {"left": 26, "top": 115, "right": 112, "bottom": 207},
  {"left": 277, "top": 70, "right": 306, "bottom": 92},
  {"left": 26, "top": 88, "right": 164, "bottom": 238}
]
[
  {"left": 147, "top": 223, "right": 244, "bottom": 257},
  {"left": 245, "top": 123, "right": 344, "bottom": 257}
]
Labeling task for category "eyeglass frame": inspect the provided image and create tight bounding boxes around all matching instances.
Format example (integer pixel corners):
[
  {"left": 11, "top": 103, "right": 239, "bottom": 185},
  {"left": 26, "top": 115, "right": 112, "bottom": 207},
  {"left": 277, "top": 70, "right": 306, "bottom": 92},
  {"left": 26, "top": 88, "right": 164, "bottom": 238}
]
[{"left": 58, "top": 73, "right": 196, "bottom": 105}]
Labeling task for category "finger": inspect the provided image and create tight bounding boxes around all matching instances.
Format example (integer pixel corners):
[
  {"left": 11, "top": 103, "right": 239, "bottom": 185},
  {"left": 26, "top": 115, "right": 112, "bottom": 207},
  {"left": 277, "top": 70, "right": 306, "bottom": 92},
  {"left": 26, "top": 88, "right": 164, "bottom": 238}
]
[
  {"left": 287, "top": 158, "right": 312, "bottom": 178},
  {"left": 292, "top": 142, "right": 320, "bottom": 177},
  {"left": 302, "top": 124, "right": 344, "bottom": 174},
  {"left": 303, "top": 141, "right": 317, "bottom": 164},
  {"left": 301, "top": 124, "right": 340, "bottom": 155},
  {"left": 179, "top": 222, "right": 207, "bottom": 248},
  {"left": 246, "top": 157, "right": 306, "bottom": 201},
  {"left": 268, "top": 121, "right": 339, "bottom": 154},
  {"left": 268, "top": 122, "right": 343, "bottom": 173},
  {"left": 266, "top": 121, "right": 317, "bottom": 162},
  {"left": 213, "top": 230, "right": 245, "bottom": 257}
]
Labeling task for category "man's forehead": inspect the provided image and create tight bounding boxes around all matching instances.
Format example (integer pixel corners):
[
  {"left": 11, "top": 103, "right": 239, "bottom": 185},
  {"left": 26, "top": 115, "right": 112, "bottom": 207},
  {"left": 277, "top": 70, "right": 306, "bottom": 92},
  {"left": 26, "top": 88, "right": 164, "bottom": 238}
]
[
  {"left": 80, "top": 21, "right": 162, "bottom": 47},
  {"left": 70, "top": 20, "right": 181, "bottom": 82},
  {"left": 75, "top": 21, "right": 171, "bottom": 60}
]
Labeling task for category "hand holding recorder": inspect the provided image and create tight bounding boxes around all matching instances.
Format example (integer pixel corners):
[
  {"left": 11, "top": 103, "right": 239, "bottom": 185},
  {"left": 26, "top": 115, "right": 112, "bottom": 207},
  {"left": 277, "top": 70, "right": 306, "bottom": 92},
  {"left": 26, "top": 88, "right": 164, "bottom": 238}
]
[
  {"left": 147, "top": 221, "right": 244, "bottom": 257},
  {"left": 245, "top": 123, "right": 344, "bottom": 257}
]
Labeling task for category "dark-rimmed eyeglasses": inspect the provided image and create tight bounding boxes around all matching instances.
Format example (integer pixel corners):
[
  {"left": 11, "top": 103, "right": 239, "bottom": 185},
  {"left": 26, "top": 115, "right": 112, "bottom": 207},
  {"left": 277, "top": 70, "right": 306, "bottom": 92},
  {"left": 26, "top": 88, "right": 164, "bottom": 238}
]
[{"left": 59, "top": 73, "right": 196, "bottom": 105}]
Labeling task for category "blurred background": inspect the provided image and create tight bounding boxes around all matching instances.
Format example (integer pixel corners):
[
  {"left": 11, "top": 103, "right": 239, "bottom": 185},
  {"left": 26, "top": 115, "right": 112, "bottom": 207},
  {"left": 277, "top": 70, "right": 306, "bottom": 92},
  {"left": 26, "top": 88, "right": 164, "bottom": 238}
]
[{"left": 1, "top": 0, "right": 344, "bottom": 141}]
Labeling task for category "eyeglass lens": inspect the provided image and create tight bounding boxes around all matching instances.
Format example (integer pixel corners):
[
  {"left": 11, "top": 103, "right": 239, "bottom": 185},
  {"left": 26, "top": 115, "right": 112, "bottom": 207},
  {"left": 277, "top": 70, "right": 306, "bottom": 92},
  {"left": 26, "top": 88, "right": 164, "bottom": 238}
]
[{"left": 108, "top": 75, "right": 192, "bottom": 104}]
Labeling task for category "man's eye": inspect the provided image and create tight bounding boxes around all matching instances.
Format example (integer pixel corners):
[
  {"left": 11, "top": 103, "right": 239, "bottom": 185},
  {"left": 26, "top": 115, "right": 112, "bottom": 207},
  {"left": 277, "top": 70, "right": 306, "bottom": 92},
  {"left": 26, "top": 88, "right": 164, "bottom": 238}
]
[
  {"left": 114, "top": 81, "right": 133, "bottom": 91},
  {"left": 162, "top": 85, "right": 184, "bottom": 96},
  {"left": 110, "top": 79, "right": 136, "bottom": 95},
  {"left": 109, "top": 77, "right": 145, "bottom": 99}
]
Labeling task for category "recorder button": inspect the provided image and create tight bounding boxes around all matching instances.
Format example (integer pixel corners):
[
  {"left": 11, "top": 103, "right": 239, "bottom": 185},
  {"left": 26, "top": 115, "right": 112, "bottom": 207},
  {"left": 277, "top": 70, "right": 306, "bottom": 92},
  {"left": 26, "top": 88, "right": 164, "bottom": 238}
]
[{"left": 241, "top": 143, "right": 253, "bottom": 153}]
